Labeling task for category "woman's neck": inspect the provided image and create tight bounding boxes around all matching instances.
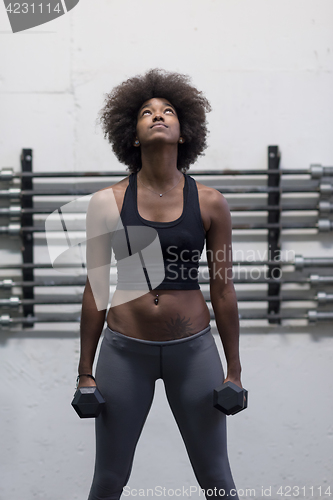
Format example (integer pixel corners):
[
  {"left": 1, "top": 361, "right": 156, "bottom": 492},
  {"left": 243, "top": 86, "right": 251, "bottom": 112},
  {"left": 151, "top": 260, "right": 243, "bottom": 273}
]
[{"left": 139, "top": 145, "right": 181, "bottom": 186}]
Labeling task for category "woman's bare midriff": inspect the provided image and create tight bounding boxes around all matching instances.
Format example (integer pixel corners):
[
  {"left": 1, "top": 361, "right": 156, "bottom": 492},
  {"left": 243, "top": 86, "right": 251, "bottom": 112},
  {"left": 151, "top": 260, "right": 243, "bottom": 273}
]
[{"left": 106, "top": 289, "right": 211, "bottom": 341}]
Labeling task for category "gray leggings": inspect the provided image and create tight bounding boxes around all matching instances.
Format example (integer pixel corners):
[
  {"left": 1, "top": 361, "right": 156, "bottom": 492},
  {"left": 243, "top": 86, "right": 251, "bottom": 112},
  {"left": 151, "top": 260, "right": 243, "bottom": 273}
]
[{"left": 88, "top": 324, "right": 239, "bottom": 500}]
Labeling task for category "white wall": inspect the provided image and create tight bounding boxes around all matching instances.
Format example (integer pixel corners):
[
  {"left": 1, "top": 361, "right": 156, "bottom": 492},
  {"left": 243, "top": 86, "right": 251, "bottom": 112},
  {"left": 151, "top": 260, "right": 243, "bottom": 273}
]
[{"left": 1, "top": 1, "right": 333, "bottom": 499}]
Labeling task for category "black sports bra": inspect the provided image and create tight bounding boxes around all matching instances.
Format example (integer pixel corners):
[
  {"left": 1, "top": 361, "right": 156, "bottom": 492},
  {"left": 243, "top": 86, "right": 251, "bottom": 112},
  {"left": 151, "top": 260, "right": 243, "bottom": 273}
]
[{"left": 111, "top": 171, "right": 206, "bottom": 291}]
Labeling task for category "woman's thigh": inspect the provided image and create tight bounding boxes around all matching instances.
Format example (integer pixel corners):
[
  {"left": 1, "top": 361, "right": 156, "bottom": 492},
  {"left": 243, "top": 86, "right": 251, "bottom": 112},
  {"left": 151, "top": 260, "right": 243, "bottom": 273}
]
[
  {"left": 89, "top": 335, "right": 158, "bottom": 498},
  {"left": 162, "top": 331, "right": 238, "bottom": 496}
]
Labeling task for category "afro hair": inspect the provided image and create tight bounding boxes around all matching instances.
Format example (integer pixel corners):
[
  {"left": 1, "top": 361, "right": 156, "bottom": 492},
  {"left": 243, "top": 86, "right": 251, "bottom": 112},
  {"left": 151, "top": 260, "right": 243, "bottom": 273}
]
[{"left": 98, "top": 68, "right": 212, "bottom": 174}]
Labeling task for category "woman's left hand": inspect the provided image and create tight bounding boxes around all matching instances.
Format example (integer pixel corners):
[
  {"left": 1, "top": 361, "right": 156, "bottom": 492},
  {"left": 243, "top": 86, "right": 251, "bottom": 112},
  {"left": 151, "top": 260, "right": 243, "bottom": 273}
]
[{"left": 223, "top": 375, "right": 243, "bottom": 389}]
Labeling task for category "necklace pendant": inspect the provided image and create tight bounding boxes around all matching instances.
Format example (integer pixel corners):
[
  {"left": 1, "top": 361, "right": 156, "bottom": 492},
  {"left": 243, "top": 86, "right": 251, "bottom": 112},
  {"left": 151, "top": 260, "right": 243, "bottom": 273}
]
[{"left": 159, "top": 193, "right": 162, "bottom": 197}]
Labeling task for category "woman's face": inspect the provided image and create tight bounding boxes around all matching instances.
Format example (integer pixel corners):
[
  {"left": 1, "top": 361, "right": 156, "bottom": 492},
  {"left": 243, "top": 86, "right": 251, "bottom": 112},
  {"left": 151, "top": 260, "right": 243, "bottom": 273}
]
[{"left": 135, "top": 97, "right": 181, "bottom": 147}]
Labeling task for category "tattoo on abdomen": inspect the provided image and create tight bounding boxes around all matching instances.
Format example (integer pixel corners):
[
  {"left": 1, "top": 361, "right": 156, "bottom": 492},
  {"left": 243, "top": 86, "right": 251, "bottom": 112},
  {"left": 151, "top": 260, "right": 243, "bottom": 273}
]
[{"left": 162, "top": 314, "right": 195, "bottom": 338}]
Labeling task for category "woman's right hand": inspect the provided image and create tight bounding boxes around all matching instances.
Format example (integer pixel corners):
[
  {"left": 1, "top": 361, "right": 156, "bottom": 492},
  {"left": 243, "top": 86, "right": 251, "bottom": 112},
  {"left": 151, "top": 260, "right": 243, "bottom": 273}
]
[{"left": 77, "top": 375, "right": 97, "bottom": 390}]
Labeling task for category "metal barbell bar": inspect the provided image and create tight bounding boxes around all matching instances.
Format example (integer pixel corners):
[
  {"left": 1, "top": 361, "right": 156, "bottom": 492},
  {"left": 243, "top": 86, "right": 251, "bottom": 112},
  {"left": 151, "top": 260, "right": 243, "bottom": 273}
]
[
  {"left": 0, "top": 278, "right": 87, "bottom": 289},
  {"left": 2, "top": 164, "right": 333, "bottom": 181},
  {"left": 0, "top": 183, "right": 333, "bottom": 199},
  {"left": 1, "top": 274, "right": 333, "bottom": 291},
  {"left": 1, "top": 201, "right": 333, "bottom": 218},
  {"left": 293, "top": 255, "right": 333, "bottom": 269},
  {"left": 238, "top": 311, "right": 333, "bottom": 322},
  {"left": 1, "top": 292, "right": 333, "bottom": 309},
  {"left": 1, "top": 255, "right": 333, "bottom": 271},
  {"left": 1, "top": 309, "right": 333, "bottom": 328},
  {"left": 0, "top": 314, "right": 81, "bottom": 327},
  {"left": 0, "top": 297, "right": 82, "bottom": 307},
  {"left": 0, "top": 263, "right": 85, "bottom": 269},
  {"left": 198, "top": 273, "right": 333, "bottom": 285},
  {"left": 1, "top": 219, "right": 333, "bottom": 235}
]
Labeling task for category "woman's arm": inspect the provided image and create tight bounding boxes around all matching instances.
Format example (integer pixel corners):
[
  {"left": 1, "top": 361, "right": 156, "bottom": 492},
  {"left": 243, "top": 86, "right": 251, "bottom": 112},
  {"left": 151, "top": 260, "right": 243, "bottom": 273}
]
[
  {"left": 205, "top": 189, "right": 242, "bottom": 386},
  {"left": 77, "top": 188, "right": 116, "bottom": 388},
  {"left": 77, "top": 278, "right": 107, "bottom": 388}
]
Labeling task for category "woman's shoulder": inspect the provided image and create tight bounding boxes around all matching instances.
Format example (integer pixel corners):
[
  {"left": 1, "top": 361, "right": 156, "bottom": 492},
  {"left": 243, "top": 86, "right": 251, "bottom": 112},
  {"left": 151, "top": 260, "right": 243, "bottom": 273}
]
[
  {"left": 86, "top": 175, "right": 131, "bottom": 229},
  {"left": 193, "top": 179, "right": 230, "bottom": 232},
  {"left": 194, "top": 179, "right": 227, "bottom": 208},
  {"left": 92, "top": 175, "right": 130, "bottom": 210},
  {"left": 97, "top": 174, "right": 130, "bottom": 195}
]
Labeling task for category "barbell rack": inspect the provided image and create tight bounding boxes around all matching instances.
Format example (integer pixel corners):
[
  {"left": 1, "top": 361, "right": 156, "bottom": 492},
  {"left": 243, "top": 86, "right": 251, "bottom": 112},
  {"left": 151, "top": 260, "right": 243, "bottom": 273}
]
[{"left": 1, "top": 146, "right": 332, "bottom": 329}]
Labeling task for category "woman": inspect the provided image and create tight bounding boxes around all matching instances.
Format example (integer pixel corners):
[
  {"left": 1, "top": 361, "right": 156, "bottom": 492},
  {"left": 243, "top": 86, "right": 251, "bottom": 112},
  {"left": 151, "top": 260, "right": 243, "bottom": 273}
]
[{"left": 78, "top": 69, "right": 243, "bottom": 500}]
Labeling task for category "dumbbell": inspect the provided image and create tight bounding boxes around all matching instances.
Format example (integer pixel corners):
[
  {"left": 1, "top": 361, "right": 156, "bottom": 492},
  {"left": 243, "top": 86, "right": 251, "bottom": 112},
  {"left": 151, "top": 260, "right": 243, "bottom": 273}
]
[
  {"left": 71, "top": 375, "right": 106, "bottom": 418},
  {"left": 213, "top": 381, "right": 248, "bottom": 416}
]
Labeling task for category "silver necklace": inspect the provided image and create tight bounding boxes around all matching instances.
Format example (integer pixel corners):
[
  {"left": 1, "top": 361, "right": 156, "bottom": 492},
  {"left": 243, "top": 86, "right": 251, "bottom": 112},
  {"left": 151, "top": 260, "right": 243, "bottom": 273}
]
[{"left": 137, "top": 172, "right": 183, "bottom": 197}]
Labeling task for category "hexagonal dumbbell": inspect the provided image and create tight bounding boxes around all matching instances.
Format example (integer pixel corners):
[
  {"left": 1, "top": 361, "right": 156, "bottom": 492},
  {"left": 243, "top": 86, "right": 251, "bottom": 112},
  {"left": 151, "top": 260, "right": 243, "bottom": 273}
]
[
  {"left": 71, "top": 386, "right": 106, "bottom": 418},
  {"left": 213, "top": 381, "right": 248, "bottom": 416}
]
